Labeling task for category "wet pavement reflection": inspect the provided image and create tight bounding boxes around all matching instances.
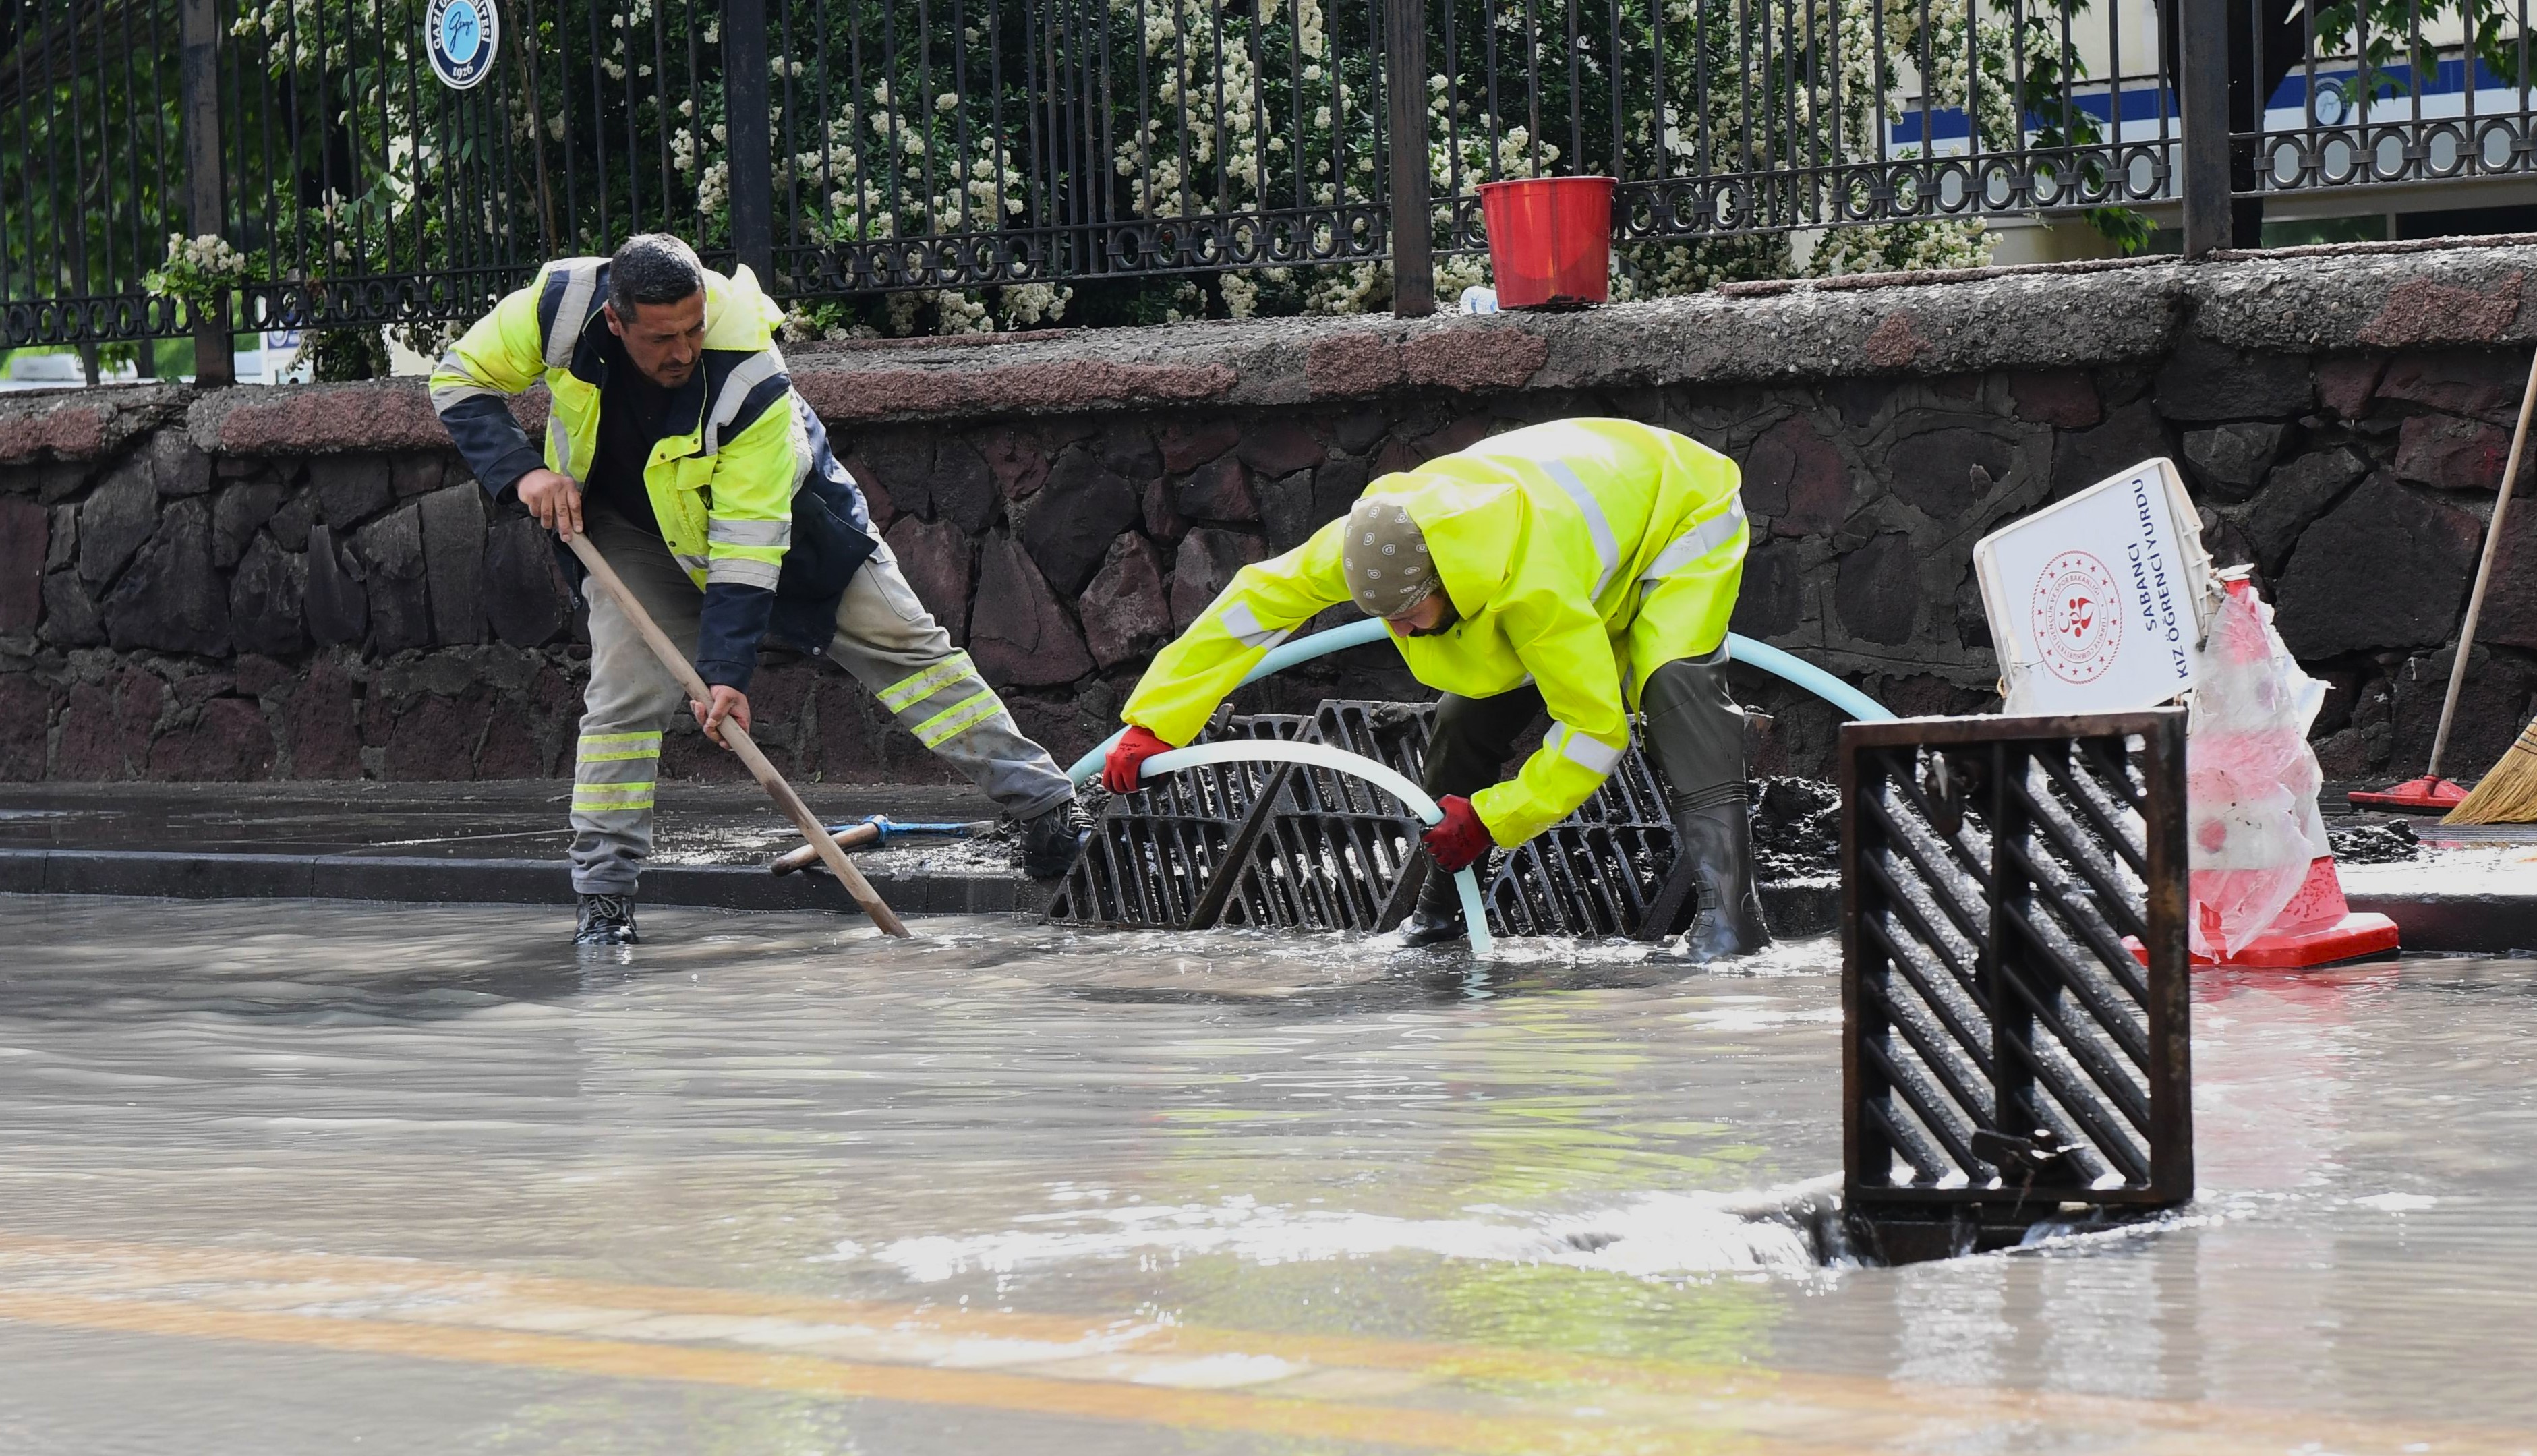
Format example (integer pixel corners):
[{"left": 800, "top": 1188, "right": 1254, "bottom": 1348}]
[
  {"left": 0, "top": 781, "right": 1006, "bottom": 867},
  {"left": 1, "top": 894, "right": 2530, "bottom": 1453}
]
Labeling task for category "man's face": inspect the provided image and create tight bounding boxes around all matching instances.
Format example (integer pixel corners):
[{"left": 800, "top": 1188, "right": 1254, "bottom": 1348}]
[
  {"left": 605, "top": 293, "right": 705, "bottom": 388},
  {"left": 1384, "top": 592, "right": 1456, "bottom": 638}
]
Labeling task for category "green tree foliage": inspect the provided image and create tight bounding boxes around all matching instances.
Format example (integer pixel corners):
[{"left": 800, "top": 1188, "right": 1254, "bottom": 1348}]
[{"left": 0, "top": 0, "right": 193, "bottom": 340}]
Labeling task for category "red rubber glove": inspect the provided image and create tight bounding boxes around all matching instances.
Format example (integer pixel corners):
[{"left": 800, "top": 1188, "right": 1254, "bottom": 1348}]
[
  {"left": 1420, "top": 795, "right": 1492, "bottom": 874},
  {"left": 1102, "top": 725, "right": 1175, "bottom": 795}
]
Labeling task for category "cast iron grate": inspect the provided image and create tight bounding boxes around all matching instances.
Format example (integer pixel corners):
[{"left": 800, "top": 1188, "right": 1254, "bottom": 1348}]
[
  {"left": 1486, "top": 732, "right": 1692, "bottom": 939},
  {"left": 1840, "top": 710, "right": 2193, "bottom": 1260},
  {"left": 1047, "top": 700, "right": 1703, "bottom": 940},
  {"left": 1047, "top": 712, "right": 1297, "bottom": 929}
]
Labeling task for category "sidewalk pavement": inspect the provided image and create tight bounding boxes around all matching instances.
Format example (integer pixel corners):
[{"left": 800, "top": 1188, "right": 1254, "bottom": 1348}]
[{"left": 0, "top": 781, "right": 1030, "bottom": 917}]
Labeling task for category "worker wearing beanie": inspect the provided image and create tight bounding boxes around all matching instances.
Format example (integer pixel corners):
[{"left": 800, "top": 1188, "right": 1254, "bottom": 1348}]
[{"left": 1103, "top": 417, "right": 1767, "bottom": 960}]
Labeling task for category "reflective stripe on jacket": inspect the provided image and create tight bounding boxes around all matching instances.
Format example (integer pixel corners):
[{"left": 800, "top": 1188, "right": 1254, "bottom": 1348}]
[
  {"left": 429, "top": 258, "right": 876, "bottom": 691},
  {"left": 1119, "top": 418, "right": 1747, "bottom": 848}
]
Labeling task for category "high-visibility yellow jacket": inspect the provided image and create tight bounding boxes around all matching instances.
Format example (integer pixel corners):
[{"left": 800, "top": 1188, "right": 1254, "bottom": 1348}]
[
  {"left": 1121, "top": 418, "right": 1748, "bottom": 847},
  {"left": 429, "top": 258, "right": 876, "bottom": 691}
]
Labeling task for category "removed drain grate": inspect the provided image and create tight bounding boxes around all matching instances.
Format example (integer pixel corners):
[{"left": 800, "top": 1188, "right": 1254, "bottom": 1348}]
[{"left": 1840, "top": 710, "right": 2194, "bottom": 1262}]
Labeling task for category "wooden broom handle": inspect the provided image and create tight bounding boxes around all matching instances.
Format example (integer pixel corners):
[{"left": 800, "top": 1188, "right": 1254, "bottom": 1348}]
[
  {"left": 2429, "top": 345, "right": 2537, "bottom": 781},
  {"left": 562, "top": 531, "right": 912, "bottom": 938}
]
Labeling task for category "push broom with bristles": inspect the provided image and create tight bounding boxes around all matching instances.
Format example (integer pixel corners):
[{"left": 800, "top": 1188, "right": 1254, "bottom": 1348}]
[
  {"left": 2350, "top": 343, "right": 2537, "bottom": 815},
  {"left": 2447, "top": 720, "right": 2537, "bottom": 824}
]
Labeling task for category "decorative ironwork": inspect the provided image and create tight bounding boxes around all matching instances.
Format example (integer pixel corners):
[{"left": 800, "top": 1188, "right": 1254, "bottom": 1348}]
[
  {"left": 235, "top": 269, "right": 528, "bottom": 336},
  {"left": 776, "top": 204, "right": 1391, "bottom": 295},
  {"left": 1840, "top": 710, "right": 2194, "bottom": 1263},
  {"left": 1, "top": 294, "right": 196, "bottom": 349},
  {"left": 2252, "top": 118, "right": 2537, "bottom": 192},
  {"left": 1606, "top": 144, "right": 2179, "bottom": 243},
  {"left": 2238, "top": 8, "right": 2537, "bottom": 201},
  {"left": 16, "top": 0, "right": 2530, "bottom": 355}
]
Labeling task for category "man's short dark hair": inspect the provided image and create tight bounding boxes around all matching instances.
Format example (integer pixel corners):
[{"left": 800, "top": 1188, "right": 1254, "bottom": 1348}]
[{"left": 608, "top": 233, "right": 705, "bottom": 318}]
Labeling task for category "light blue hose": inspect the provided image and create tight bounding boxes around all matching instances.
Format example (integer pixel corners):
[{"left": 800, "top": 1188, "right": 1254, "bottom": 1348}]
[
  {"left": 1721, "top": 634, "right": 1898, "bottom": 724},
  {"left": 1066, "top": 622, "right": 1893, "bottom": 786},
  {"left": 1140, "top": 741, "right": 1495, "bottom": 957}
]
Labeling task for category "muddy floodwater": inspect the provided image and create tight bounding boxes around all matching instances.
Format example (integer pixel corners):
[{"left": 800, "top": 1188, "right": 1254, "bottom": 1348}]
[{"left": 1, "top": 894, "right": 2531, "bottom": 1453}]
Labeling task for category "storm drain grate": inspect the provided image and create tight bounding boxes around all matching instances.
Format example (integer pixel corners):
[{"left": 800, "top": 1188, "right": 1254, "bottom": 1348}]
[
  {"left": 1840, "top": 710, "right": 2194, "bottom": 1261},
  {"left": 1486, "top": 733, "right": 1692, "bottom": 940},
  {"left": 1047, "top": 700, "right": 1704, "bottom": 940},
  {"left": 1048, "top": 714, "right": 1299, "bottom": 929}
]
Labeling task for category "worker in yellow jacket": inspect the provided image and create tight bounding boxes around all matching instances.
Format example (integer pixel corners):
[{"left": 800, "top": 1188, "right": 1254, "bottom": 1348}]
[
  {"left": 1102, "top": 417, "right": 1768, "bottom": 959},
  {"left": 434, "top": 234, "right": 1086, "bottom": 945}
]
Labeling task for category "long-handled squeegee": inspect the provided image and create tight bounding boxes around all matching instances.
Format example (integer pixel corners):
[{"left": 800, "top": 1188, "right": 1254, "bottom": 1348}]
[
  {"left": 769, "top": 816, "right": 997, "bottom": 876},
  {"left": 562, "top": 531, "right": 912, "bottom": 936}
]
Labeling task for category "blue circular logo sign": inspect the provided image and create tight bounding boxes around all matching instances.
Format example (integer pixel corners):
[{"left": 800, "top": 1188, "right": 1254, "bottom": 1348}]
[{"left": 426, "top": 0, "right": 498, "bottom": 90}]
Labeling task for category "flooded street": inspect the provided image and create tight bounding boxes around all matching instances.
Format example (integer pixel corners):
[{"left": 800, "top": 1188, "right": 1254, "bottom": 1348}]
[{"left": 1, "top": 894, "right": 2531, "bottom": 1453}]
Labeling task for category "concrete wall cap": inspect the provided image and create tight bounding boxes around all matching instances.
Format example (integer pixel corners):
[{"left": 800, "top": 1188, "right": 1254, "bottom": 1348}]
[
  {"left": 7, "top": 239, "right": 2537, "bottom": 457},
  {"left": 0, "top": 385, "right": 189, "bottom": 466}
]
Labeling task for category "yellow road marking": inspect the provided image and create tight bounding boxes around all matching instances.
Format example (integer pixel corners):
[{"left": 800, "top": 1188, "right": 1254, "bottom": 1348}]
[
  {"left": 0, "top": 1292, "right": 1764, "bottom": 1456},
  {"left": 0, "top": 1233, "right": 2519, "bottom": 1455}
]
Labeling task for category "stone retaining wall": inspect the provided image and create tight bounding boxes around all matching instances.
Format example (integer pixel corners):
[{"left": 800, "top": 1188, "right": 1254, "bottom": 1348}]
[{"left": 9, "top": 237, "right": 2537, "bottom": 786}]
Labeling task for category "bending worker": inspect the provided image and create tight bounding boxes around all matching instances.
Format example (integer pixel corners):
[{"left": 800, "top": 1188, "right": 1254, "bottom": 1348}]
[
  {"left": 1103, "top": 417, "right": 1768, "bottom": 960},
  {"left": 433, "top": 234, "right": 1088, "bottom": 946}
]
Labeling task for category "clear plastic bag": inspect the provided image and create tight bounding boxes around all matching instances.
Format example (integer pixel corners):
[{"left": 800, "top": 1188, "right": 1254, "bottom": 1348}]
[{"left": 2186, "top": 577, "right": 2330, "bottom": 958}]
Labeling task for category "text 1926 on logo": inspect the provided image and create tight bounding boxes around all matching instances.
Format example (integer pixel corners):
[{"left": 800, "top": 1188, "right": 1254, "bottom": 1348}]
[
  {"left": 426, "top": 0, "right": 498, "bottom": 90},
  {"left": 2031, "top": 550, "right": 2122, "bottom": 684}
]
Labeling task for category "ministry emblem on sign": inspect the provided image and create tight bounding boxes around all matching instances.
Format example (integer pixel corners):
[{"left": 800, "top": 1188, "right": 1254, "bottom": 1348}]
[
  {"left": 425, "top": 0, "right": 499, "bottom": 90},
  {"left": 2031, "top": 550, "right": 2121, "bottom": 684}
]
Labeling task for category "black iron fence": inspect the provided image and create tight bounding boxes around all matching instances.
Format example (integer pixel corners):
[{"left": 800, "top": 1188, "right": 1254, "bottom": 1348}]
[
  {"left": 2235, "top": 0, "right": 2537, "bottom": 194},
  {"left": 6, "top": 0, "right": 2537, "bottom": 373},
  {"left": 1, "top": 0, "right": 199, "bottom": 353}
]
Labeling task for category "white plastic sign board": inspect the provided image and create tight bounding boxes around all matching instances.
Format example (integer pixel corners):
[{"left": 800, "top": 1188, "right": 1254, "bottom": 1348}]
[{"left": 1974, "top": 457, "right": 2218, "bottom": 716}]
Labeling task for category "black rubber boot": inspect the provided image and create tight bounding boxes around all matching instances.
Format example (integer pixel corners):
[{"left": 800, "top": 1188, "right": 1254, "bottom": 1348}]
[
  {"left": 1398, "top": 864, "right": 1467, "bottom": 947},
  {"left": 1018, "top": 797, "right": 1094, "bottom": 880},
  {"left": 1674, "top": 799, "right": 1771, "bottom": 963},
  {"left": 575, "top": 892, "right": 640, "bottom": 947}
]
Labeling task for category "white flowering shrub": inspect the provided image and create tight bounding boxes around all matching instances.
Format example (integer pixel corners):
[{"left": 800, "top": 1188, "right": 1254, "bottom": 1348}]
[
  {"left": 1089, "top": 0, "right": 2140, "bottom": 311},
  {"left": 194, "top": 0, "right": 2145, "bottom": 346},
  {"left": 142, "top": 233, "right": 250, "bottom": 308}
]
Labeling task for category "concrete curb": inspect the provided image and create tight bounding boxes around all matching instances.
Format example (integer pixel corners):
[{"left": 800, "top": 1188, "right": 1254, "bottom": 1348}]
[
  {"left": 2345, "top": 892, "right": 2537, "bottom": 955},
  {"left": 0, "top": 848, "right": 1845, "bottom": 937},
  {"left": 0, "top": 850, "right": 1037, "bottom": 917}
]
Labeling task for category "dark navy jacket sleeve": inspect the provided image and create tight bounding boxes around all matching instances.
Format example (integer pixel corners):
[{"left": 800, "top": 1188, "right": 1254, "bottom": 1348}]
[
  {"left": 440, "top": 395, "right": 546, "bottom": 501},
  {"left": 694, "top": 585, "right": 777, "bottom": 694},
  {"left": 429, "top": 272, "right": 565, "bottom": 502}
]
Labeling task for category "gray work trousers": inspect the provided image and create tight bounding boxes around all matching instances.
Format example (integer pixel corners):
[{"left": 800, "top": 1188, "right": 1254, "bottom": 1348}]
[
  {"left": 1419, "top": 645, "right": 1747, "bottom": 814},
  {"left": 569, "top": 506, "right": 1074, "bottom": 895}
]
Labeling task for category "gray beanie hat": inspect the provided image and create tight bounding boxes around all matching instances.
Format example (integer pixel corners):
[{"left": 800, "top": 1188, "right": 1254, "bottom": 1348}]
[{"left": 1341, "top": 496, "right": 1440, "bottom": 617}]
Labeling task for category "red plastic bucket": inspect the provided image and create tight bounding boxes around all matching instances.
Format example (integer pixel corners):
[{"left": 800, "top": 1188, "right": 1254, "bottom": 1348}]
[{"left": 1478, "top": 176, "right": 1616, "bottom": 308}]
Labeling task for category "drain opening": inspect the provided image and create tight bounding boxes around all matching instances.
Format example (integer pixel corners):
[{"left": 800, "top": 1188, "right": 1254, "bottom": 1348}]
[{"left": 1635, "top": 1182, "right": 2176, "bottom": 1270}]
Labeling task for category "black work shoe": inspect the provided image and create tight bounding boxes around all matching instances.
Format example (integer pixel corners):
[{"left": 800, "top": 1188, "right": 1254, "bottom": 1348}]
[
  {"left": 1672, "top": 799, "right": 1772, "bottom": 964},
  {"left": 1018, "top": 797, "right": 1094, "bottom": 880},
  {"left": 575, "top": 893, "right": 640, "bottom": 946},
  {"left": 1398, "top": 864, "right": 1467, "bottom": 947}
]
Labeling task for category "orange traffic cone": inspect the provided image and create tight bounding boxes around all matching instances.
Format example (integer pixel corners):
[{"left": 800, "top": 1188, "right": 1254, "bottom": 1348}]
[
  {"left": 2174, "top": 575, "right": 2401, "bottom": 970},
  {"left": 2187, "top": 856, "right": 2397, "bottom": 968}
]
